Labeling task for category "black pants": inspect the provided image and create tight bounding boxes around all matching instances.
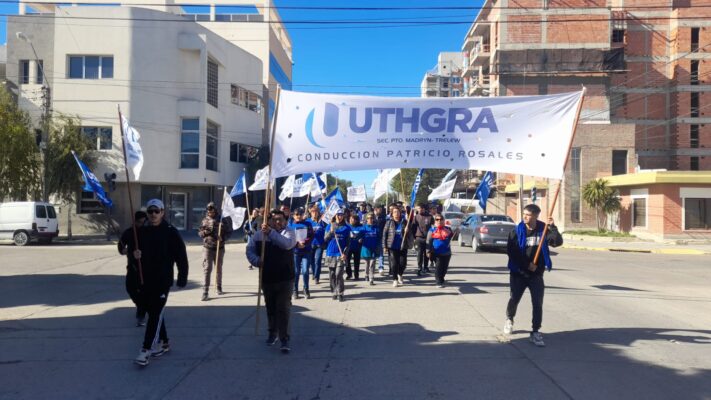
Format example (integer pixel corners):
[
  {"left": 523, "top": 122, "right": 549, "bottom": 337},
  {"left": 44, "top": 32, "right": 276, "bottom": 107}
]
[
  {"left": 415, "top": 238, "right": 429, "bottom": 271},
  {"left": 433, "top": 254, "right": 451, "bottom": 284},
  {"left": 125, "top": 267, "right": 146, "bottom": 319},
  {"left": 506, "top": 273, "right": 545, "bottom": 332},
  {"left": 388, "top": 249, "right": 407, "bottom": 280},
  {"left": 346, "top": 249, "right": 361, "bottom": 279},
  {"left": 142, "top": 290, "right": 168, "bottom": 350},
  {"left": 263, "top": 280, "right": 293, "bottom": 341}
]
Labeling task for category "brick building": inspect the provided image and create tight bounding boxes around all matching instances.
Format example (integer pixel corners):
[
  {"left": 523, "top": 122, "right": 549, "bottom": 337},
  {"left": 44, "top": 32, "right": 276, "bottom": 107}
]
[{"left": 460, "top": 0, "right": 710, "bottom": 233}]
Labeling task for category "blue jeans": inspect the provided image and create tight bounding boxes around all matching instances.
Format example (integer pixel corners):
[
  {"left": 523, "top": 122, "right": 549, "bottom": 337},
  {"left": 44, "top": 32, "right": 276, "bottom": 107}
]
[
  {"left": 294, "top": 253, "right": 310, "bottom": 292},
  {"left": 310, "top": 246, "right": 324, "bottom": 281}
]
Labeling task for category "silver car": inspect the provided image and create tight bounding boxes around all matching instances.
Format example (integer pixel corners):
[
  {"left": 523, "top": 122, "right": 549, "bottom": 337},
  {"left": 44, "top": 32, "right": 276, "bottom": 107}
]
[
  {"left": 442, "top": 211, "right": 466, "bottom": 240},
  {"left": 458, "top": 214, "right": 515, "bottom": 252}
]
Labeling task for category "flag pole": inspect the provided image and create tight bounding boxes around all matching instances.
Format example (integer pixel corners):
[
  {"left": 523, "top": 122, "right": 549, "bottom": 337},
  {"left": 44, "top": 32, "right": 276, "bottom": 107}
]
[
  {"left": 117, "top": 106, "right": 143, "bottom": 285},
  {"left": 533, "top": 87, "right": 586, "bottom": 265},
  {"left": 244, "top": 169, "right": 253, "bottom": 231},
  {"left": 214, "top": 189, "right": 225, "bottom": 278},
  {"left": 256, "top": 85, "right": 281, "bottom": 335},
  {"left": 399, "top": 171, "right": 405, "bottom": 202}
]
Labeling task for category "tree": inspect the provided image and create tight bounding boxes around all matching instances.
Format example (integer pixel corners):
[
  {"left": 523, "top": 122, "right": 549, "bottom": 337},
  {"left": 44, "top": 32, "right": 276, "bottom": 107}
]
[
  {"left": 582, "top": 178, "right": 622, "bottom": 232},
  {"left": 0, "top": 87, "right": 42, "bottom": 201},
  {"left": 390, "top": 169, "right": 449, "bottom": 206},
  {"left": 326, "top": 175, "right": 353, "bottom": 201},
  {"left": 44, "top": 114, "right": 94, "bottom": 238}
]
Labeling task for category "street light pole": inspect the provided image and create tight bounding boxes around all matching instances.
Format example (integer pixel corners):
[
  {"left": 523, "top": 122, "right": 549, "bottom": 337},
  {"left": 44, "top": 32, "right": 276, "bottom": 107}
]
[{"left": 17, "top": 32, "right": 51, "bottom": 202}]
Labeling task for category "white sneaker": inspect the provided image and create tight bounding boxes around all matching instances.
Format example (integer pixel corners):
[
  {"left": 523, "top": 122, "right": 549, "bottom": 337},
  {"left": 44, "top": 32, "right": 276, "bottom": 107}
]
[
  {"left": 503, "top": 319, "right": 513, "bottom": 335},
  {"left": 392, "top": 280, "right": 398, "bottom": 287},
  {"left": 529, "top": 332, "right": 545, "bottom": 347},
  {"left": 151, "top": 341, "right": 170, "bottom": 357},
  {"left": 134, "top": 348, "right": 151, "bottom": 366},
  {"left": 379, "top": 270, "right": 385, "bottom": 276},
  {"left": 397, "top": 275, "right": 404, "bottom": 285}
]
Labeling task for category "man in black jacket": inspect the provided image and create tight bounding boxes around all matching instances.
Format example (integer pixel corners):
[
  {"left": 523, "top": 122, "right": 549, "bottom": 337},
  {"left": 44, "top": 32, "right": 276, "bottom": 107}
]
[
  {"left": 132, "top": 199, "right": 189, "bottom": 366},
  {"left": 412, "top": 203, "right": 434, "bottom": 275},
  {"left": 504, "top": 204, "right": 563, "bottom": 347},
  {"left": 117, "top": 210, "right": 147, "bottom": 326},
  {"left": 246, "top": 209, "right": 296, "bottom": 353}
]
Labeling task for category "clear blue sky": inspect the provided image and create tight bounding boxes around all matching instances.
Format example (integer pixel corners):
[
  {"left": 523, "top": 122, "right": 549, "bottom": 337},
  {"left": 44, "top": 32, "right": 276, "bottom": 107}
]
[{"left": 0, "top": 0, "right": 482, "bottom": 192}]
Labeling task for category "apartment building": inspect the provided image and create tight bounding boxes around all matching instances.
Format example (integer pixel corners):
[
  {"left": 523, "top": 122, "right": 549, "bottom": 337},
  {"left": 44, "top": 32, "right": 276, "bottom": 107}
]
[
  {"left": 420, "top": 52, "right": 464, "bottom": 98},
  {"left": 6, "top": 5, "right": 275, "bottom": 233}
]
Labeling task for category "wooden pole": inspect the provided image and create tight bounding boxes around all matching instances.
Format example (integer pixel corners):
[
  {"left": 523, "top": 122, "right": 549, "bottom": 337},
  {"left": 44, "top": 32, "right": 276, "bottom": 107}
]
[
  {"left": 399, "top": 171, "right": 405, "bottom": 202},
  {"left": 244, "top": 169, "right": 252, "bottom": 231},
  {"left": 533, "top": 88, "right": 587, "bottom": 265},
  {"left": 256, "top": 85, "right": 281, "bottom": 335},
  {"left": 117, "top": 106, "right": 143, "bottom": 285},
  {"left": 214, "top": 189, "right": 225, "bottom": 277}
]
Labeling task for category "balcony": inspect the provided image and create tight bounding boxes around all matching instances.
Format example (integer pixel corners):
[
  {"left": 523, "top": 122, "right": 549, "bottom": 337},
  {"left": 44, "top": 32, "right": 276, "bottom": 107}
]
[
  {"left": 469, "top": 74, "right": 490, "bottom": 96},
  {"left": 470, "top": 43, "right": 491, "bottom": 67}
]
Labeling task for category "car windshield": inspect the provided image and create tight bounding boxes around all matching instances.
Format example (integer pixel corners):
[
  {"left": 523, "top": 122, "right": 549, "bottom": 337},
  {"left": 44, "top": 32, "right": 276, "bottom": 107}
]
[
  {"left": 443, "top": 212, "right": 464, "bottom": 219},
  {"left": 481, "top": 215, "right": 513, "bottom": 223}
]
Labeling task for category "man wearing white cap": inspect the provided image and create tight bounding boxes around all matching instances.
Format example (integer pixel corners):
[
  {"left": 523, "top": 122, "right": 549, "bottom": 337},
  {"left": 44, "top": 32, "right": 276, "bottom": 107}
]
[{"left": 131, "top": 199, "right": 189, "bottom": 366}]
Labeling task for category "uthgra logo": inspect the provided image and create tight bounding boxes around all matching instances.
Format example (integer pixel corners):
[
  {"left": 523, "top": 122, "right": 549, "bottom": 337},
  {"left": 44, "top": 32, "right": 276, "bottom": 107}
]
[{"left": 305, "top": 103, "right": 499, "bottom": 148}]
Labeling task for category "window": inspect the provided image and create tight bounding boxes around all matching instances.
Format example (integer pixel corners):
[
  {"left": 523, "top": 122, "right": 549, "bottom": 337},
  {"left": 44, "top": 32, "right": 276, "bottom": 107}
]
[
  {"left": 612, "top": 150, "right": 627, "bottom": 175},
  {"left": 570, "top": 147, "right": 581, "bottom": 222},
  {"left": 452, "top": 90, "right": 460, "bottom": 97},
  {"left": 691, "top": 92, "right": 699, "bottom": 117},
  {"left": 206, "top": 120, "right": 219, "bottom": 171},
  {"left": 78, "top": 191, "right": 104, "bottom": 214},
  {"left": 691, "top": 156, "right": 700, "bottom": 171},
  {"left": 68, "top": 56, "right": 114, "bottom": 79},
  {"left": 691, "top": 60, "right": 699, "bottom": 85},
  {"left": 442, "top": 79, "right": 449, "bottom": 88},
  {"left": 19, "top": 60, "right": 29, "bottom": 84},
  {"left": 691, "top": 27, "right": 700, "bottom": 52},
  {"left": 35, "top": 205, "right": 47, "bottom": 219},
  {"left": 180, "top": 118, "right": 200, "bottom": 169},
  {"left": 685, "top": 198, "right": 711, "bottom": 229},
  {"left": 632, "top": 198, "right": 647, "bottom": 228},
  {"left": 230, "top": 142, "right": 239, "bottom": 162},
  {"left": 81, "top": 127, "right": 113, "bottom": 150},
  {"left": 230, "top": 84, "right": 262, "bottom": 113},
  {"left": 451, "top": 77, "right": 461, "bottom": 84},
  {"left": 207, "top": 59, "right": 218, "bottom": 108},
  {"left": 612, "top": 29, "right": 625, "bottom": 44},
  {"left": 690, "top": 125, "right": 699, "bottom": 148},
  {"left": 36, "top": 60, "right": 44, "bottom": 84},
  {"left": 229, "top": 142, "right": 251, "bottom": 163}
]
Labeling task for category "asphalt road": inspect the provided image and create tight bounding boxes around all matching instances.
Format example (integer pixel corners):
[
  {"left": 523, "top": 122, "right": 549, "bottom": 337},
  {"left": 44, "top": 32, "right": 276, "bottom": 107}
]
[{"left": 1, "top": 242, "right": 710, "bottom": 400}]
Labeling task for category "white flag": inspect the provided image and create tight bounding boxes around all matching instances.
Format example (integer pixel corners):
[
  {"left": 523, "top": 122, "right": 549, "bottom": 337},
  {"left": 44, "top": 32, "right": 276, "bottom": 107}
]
[
  {"left": 427, "top": 178, "right": 457, "bottom": 201},
  {"left": 321, "top": 198, "right": 341, "bottom": 223},
  {"left": 248, "top": 166, "right": 270, "bottom": 191},
  {"left": 278, "top": 175, "right": 296, "bottom": 201},
  {"left": 372, "top": 168, "right": 399, "bottom": 200},
  {"left": 347, "top": 185, "right": 367, "bottom": 202},
  {"left": 271, "top": 90, "right": 585, "bottom": 179},
  {"left": 221, "top": 188, "right": 246, "bottom": 230},
  {"left": 121, "top": 114, "right": 144, "bottom": 180},
  {"left": 442, "top": 169, "right": 458, "bottom": 184}
]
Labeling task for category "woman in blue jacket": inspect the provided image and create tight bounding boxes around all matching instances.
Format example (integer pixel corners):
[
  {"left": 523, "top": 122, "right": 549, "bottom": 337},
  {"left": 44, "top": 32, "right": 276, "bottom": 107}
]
[
  {"left": 426, "top": 214, "right": 454, "bottom": 288},
  {"left": 306, "top": 205, "right": 328, "bottom": 285},
  {"left": 324, "top": 210, "right": 351, "bottom": 301},
  {"left": 360, "top": 213, "right": 381, "bottom": 285}
]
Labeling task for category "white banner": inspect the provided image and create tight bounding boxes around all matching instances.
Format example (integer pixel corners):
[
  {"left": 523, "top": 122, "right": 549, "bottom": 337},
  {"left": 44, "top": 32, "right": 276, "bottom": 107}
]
[
  {"left": 371, "top": 168, "right": 399, "bottom": 201},
  {"left": 321, "top": 198, "right": 341, "bottom": 223},
  {"left": 121, "top": 114, "right": 144, "bottom": 180},
  {"left": 278, "top": 175, "right": 296, "bottom": 201},
  {"left": 221, "top": 188, "right": 246, "bottom": 230},
  {"left": 249, "top": 166, "right": 270, "bottom": 191},
  {"left": 427, "top": 178, "right": 457, "bottom": 201},
  {"left": 347, "top": 185, "right": 367, "bottom": 202},
  {"left": 271, "top": 90, "right": 584, "bottom": 179}
]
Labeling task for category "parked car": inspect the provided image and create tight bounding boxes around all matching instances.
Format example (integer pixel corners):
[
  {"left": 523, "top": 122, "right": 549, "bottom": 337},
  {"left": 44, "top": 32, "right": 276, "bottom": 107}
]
[
  {"left": 0, "top": 202, "right": 59, "bottom": 246},
  {"left": 458, "top": 214, "right": 515, "bottom": 252},
  {"left": 441, "top": 211, "right": 466, "bottom": 239}
]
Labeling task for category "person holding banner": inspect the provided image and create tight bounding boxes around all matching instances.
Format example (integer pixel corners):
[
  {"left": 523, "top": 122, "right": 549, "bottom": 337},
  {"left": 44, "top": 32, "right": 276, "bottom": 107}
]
[
  {"left": 504, "top": 204, "right": 563, "bottom": 347},
  {"left": 306, "top": 205, "right": 327, "bottom": 285},
  {"left": 346, "top": 214, "right": 364, "bottom": 281},
  {"left": 246, "top": 209, "right": 296, "bottom": 353},
  {"left": 198, "top": 202, "right": 233, "bottom": 301},
  {"left": 382, "top": 207, "right": 414, "bottom": 287},
  {"left": 289, "top": 208, "right": 314, "bottom": 299},
  {"left": 131, "top": 199, "right": 189, "bottom": 367},
  {"left": 360, "top": 213, "right": 381, "bottom": 285},
  {"left": 426, "top": 214, "right": 454, "bottom": 288},
  {"left": 324, "top": 209, "right": 351, "bottom": 301}
]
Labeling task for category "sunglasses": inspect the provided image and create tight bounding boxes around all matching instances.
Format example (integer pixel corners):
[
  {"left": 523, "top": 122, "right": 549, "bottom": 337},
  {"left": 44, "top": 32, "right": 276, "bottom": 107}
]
[
  {"left": 147, "top": 209, "right": 161, "bottom": 215},
  {"left": 434, "top": 218, "right": 443, "bottom": 221}
]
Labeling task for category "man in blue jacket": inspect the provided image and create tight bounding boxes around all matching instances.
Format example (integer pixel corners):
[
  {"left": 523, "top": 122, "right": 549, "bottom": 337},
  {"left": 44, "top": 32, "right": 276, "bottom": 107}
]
[
  {"left": 324, "top": 209, "right": 350, "bottom": 301},
  {"left": 504, "top": 204, "right": 563, "bottom": 347},
  {"left": 306, "top": 205, "right": 327, "bottom": 285},
  {"left": 289, "top": 207, "right": 314, "bottom": 299}
]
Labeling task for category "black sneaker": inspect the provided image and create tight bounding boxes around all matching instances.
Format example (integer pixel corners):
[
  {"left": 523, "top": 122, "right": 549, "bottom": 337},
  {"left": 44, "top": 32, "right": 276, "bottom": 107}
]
[
  {"left": 332, "top": 294, "right": 338, "bottom": 300},
  {"left": 305, "top": 289, "right": 311, "bottom": 299},
  {"left": 266, "top": 334, "right": 278, "bottom": 346},
  {"left": 416, "top": 270, "right": 423, "bottom": 277},
  {"left": 424, "top": 267, "right": 431, "bottom": 273},
  {"left": 201, "top": 292, "right": 209, "bottom": 301},
  {"left": 136, "top": 316, "right": 146, "bottom": 327},
  {"left": 280, "top": 339, "right": 290, "bottom": 354},
  {"left": 338, "top": 295, "right": 344, "bottom": 302},
  {"left": 217, "top": 287, "right": 225, "bottom": 295}
]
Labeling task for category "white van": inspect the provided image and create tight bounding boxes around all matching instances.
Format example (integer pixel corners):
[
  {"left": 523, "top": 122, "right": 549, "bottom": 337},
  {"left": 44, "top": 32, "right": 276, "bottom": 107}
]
[{"left": 0, "top": 202, "right": 59, "bottom": 246}]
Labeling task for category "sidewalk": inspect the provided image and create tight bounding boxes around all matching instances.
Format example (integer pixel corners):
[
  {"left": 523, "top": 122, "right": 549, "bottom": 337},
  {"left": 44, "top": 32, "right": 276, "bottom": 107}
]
[
  {"left": 53, "top": 230, "right": 248, "bottom": 247},
  {"left": 561, "top": 237, "right": 711, "bottom": 255}
]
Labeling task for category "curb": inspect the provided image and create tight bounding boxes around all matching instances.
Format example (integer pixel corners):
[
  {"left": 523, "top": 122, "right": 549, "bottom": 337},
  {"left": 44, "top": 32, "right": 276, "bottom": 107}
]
[{"left": 561, "top": 244, "right": 710, "bottom": 256}]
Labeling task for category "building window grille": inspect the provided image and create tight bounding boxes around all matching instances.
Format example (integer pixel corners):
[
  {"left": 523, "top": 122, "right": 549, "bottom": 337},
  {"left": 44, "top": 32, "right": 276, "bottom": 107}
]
[
  {"left": 81, "top": 127, "right": 112, "bottom": 150},
  {"left": 180, "top": 118, "right": 200, "bottom": 169},
  {"left": 206, "top": 120, "right": 219, "bottom": 171},
  {"left": 207, "top": 59, "right": 219, "bottom": 108},
  {"left": 690, "top": 125, "right": 699, "bottom": 148},
  {"left": 570, "top": 147, "right": 581, "bottom": 222}
]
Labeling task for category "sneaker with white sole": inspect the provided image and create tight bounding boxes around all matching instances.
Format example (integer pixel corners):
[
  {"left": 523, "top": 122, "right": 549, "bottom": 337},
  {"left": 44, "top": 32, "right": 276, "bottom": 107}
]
[
  {"left": 151, "top": 341, "right": 170, "bottom": 357},
  {"left": 134, "top": 349, "right": 151, "bottom": 366},
  {"left": 397, "top": 275, "right": 404, "bottom": 285},
  {"left": 503, "top": 319, "right": 513, "bottom": 335},
  {"left": 392, "top": 280, "right": 398, "bottom": 287},
  {"left": 529, "top": 332, "right": 545, "bottom": 347}
]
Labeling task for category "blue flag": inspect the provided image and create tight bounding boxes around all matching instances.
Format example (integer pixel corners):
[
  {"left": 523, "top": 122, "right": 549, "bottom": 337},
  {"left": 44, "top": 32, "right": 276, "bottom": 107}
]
[
  {"left": 410, "top": 169, "right": 424, "bottom": 207},
  {"left": 71, "top": 151, "right": 113, "bottom": 208},
  {"left": 324, "top": 187, "right": 345, "bottom": 206},
  {"left": 474, "top": 171, "right": 495, "bottom": 212},
  {"left": 230, "top": 170, "right": 247, "bottom": 197}
]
